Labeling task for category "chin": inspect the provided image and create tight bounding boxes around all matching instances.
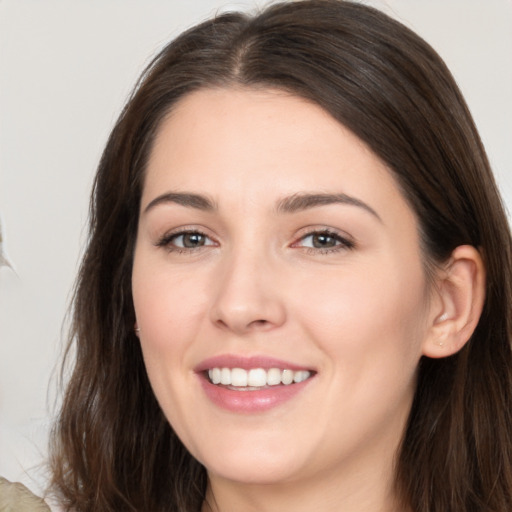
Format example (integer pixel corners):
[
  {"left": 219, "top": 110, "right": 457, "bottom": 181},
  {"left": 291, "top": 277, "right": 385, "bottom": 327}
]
[
  {"left": 205, "top": 456, "right": 304, "bottom": 486},
  {"left": 191, "top": 434, "right": 312, "bottom": 485}
]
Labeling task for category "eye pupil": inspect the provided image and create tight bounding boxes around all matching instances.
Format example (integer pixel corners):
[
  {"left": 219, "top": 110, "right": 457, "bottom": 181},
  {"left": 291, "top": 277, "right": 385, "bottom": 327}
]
[
  {"left": 312, "top": 233, "right": 336, "bottom": 248},
  {"left": 183, "top": 233, "right": 205, "bottom": 248}
]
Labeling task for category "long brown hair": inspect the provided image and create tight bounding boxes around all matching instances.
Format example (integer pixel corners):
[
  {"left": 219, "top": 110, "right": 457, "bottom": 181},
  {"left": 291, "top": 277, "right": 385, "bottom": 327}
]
[{"left": 49, "top": 1, "right": 512, "bottom": 510}]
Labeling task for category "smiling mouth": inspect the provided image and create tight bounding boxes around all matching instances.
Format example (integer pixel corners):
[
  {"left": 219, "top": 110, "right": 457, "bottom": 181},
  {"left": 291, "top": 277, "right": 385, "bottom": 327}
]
[{"left": 207, "top": 367, "right": 313, "bottom": 390}]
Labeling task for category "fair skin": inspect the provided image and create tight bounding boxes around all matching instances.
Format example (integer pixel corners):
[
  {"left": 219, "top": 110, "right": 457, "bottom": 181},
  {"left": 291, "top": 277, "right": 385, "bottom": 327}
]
[{"left": 132, "top": 87, "right": 485, "bottom": 512}]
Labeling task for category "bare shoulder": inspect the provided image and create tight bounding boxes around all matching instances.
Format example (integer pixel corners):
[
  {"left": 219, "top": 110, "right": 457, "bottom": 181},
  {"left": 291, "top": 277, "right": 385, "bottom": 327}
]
[{"left": 0, "top": 476, "right": 51, "bottom": 512}]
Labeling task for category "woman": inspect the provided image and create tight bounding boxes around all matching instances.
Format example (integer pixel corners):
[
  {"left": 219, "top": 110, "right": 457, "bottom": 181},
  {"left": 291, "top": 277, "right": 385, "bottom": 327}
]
[{"left": 38, "top": 0, "right": 512, "bottom": 510}]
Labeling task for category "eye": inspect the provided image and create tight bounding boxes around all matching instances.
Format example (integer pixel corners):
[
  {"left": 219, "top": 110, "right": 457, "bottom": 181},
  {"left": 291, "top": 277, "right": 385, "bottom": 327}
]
[
  {"left": 157, "top": 230, "right": 216, "bottom": 252},
  {"left": 173, "top": 232, "right": 209, "bottom": 248},
  {"left": 293, "top": 229, "right": 354, "bottom": 253}
]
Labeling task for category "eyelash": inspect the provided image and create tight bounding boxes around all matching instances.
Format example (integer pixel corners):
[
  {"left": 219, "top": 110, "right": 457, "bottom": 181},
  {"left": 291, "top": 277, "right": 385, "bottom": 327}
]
[
  {"left": 292, "top": 229, "right": 355, "bottom": 254},
  {"left": 156, "top": 229, "right": 216, "bottom": 254},
  {"left": 156, "top": 228, "right": 355, "bottom": 255}
]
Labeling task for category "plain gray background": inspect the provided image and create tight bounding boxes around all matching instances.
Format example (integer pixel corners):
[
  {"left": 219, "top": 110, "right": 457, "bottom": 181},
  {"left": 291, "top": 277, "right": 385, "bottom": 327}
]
[{"left": 1, "top": 0, "right": 511, "bottom": 497}]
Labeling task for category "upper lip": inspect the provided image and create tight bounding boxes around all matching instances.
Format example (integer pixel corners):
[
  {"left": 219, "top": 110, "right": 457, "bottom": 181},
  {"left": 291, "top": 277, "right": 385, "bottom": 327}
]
[{"left": 194, "top": 354, "right": 314, "bottom": 373}]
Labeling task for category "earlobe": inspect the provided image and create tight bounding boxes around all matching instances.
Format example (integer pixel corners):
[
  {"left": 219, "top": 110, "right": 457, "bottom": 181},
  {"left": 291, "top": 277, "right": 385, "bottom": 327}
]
[{"left": 422, "top": 245, "right": 486, "bottom": 359}]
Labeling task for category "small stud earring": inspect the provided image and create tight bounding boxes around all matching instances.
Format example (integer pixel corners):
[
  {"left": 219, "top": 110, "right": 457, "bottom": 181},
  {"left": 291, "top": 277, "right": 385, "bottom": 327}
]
[
  {"left": 438, "top": 313, "right": 448, "bottom": 323},
  {"left": 134, "top": 324, "right": 140, "bottom": 336}
]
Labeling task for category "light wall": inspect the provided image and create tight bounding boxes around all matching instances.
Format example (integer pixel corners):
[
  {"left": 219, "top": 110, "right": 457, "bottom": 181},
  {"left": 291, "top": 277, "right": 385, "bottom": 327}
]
[{"left": 1, "top": 0, "right": 510, "bottom": 495}]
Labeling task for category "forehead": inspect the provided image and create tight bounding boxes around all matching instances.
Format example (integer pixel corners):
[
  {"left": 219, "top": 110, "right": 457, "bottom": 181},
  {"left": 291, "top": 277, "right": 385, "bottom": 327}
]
[{"left": 142, "top": 87, "right": 410, "bottom": 221}]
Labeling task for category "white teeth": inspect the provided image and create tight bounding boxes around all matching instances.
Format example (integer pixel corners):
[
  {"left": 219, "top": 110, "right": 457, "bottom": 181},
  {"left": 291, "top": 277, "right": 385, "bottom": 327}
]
[
  {"left": 231, "top": 368, "right": 248, "bottom": 387},
  {"left": 220, "top": 367, "right": 231, "bottom": 385},
  {"left": 207, "top": 367, "right": 312, "bottom": 388},
  {"left": 281, "top": 369, "right": 294, "bottom": 385},
  {"left": 210, "top": 367, "right": 221, "bottom": 384},
  {"left": 248, "top": 368, "right": 267, "bottom": 387},
  {"left": 266, "top": 367, "right": 282, "bottom": 386},
  {"left": 294, "top": 370, "right": 310, "bottom": 383}
]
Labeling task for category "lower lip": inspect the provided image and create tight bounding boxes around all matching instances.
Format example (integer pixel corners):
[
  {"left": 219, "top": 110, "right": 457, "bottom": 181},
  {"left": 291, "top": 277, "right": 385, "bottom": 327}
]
[{"left": 198, "top": 374, "right": 313, "bottom": 413}]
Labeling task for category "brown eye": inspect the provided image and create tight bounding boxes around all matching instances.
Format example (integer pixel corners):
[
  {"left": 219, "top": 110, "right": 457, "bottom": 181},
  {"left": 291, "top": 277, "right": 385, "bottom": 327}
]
[
  {"left": 311, "top": 233, "right": 338, "bottom": 248},
  {"left": 295, "top": 230, "right": 355, "bottom": 253},
  {"left": 157, "top": 230, "right": 216, "bottom": 251},
  {"left": 179, "top": 232, "right": 207, "bottom": 248}
]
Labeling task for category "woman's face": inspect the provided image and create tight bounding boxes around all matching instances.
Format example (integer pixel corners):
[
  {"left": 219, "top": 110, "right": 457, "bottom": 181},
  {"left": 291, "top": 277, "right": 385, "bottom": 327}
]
[{"left": 132, "top": 88, "right": 434, "bottom": 487}]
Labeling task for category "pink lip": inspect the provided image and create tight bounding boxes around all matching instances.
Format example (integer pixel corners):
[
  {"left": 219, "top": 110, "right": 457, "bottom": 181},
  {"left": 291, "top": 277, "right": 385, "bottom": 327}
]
[
  {"left": 195, "top": 354, "right": 312, "bottom": 372},
  {"left": 195, "top": 354, "right": 315, "bottom": 414}
]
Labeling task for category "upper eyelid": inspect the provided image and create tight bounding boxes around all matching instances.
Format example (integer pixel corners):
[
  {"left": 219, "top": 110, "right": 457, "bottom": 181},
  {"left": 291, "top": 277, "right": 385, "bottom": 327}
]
[
  {"left": 155, "top": 226, "right": 216, "bottom": 246},
  {"left": 158, "top": 225, "right": 213, "bottom": 238},
  {"left": 154, "top": 225, "right": 354, "bottom": 248},
  {"left": 293, "top": 226, "right": 353, "bottom": 241},
  {"left": 291, "top": 227, "right": 356, "bottom": 250}
]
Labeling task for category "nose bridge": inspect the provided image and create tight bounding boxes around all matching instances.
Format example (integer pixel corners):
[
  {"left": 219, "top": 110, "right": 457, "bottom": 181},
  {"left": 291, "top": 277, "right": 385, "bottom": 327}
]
[{"left": 210, "top": 241, "right": 286, "bottom": 334}]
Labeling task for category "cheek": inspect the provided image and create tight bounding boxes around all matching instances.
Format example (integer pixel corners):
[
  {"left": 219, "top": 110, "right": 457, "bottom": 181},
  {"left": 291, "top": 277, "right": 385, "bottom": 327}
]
[
  {"left": 132, "top": 260, "right": 207, "bottom": 420},
  {"left": 132, "top": 260, "right": 209, "bottom": 351},
  {"left": 292, "top": 255, "right": 428, "bottom": 369}
]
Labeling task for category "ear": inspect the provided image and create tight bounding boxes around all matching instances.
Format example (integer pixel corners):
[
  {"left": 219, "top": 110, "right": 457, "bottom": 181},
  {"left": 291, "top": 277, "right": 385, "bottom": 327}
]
[{"left": 422, "top": 245, "right": 486, "bottom": 358}]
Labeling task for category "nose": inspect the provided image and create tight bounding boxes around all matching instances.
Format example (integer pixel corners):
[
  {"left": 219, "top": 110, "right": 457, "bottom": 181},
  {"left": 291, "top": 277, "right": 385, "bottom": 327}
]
[{"left": 210, "top": 249, "right": 287, "bottom": 335}]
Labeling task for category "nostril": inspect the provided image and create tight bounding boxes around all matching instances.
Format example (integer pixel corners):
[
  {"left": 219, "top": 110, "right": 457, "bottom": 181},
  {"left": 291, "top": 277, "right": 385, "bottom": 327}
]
[
  {"left": 214, "top": 317, "right": 270, "bottom": 332},
  {"left": 215, "top": 319, "right": 229, "bottom": 329},
  {"left": 249, "top": 319, "right": 270, "bottom": 329}
]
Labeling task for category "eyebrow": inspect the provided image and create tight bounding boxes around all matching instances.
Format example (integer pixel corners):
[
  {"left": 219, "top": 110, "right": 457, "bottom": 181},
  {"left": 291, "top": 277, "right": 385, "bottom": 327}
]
[
  {"left": 143, "top": 192, "right": 216, "bottom": 214},
  {"left": 276, "top": 193, "right": 382, "bottom": 221},
  {"left": 143, "top": 191, "right": 381, "bottom": 222}
]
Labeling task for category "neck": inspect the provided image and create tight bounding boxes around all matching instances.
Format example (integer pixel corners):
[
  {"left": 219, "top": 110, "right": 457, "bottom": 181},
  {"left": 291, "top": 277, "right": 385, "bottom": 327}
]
[{"left": 201, "top": 456, "right": 405, "bottom": 512}]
